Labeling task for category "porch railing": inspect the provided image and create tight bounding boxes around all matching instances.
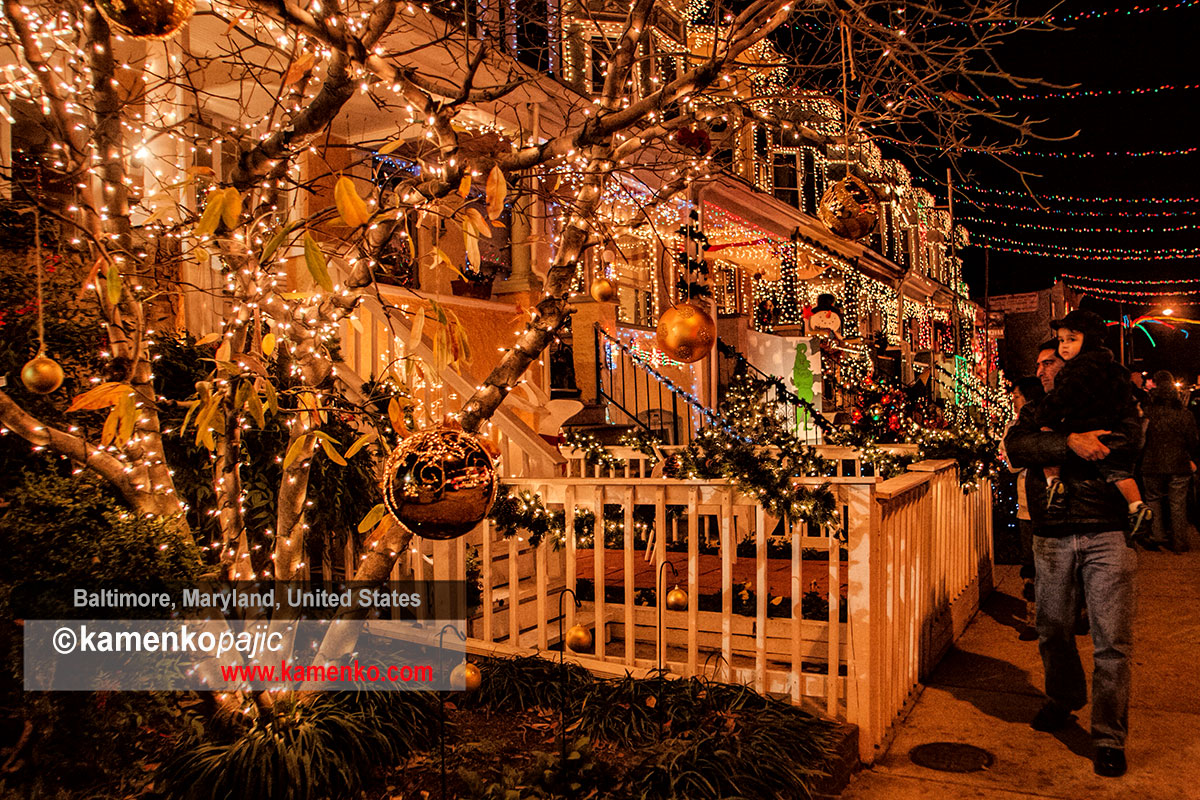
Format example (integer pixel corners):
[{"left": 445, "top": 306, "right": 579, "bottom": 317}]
[{"left": 716, "top": 337, "right": 828, "bottom": 446}]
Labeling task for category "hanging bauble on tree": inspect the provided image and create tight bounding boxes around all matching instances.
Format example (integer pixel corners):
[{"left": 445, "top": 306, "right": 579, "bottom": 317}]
[
  {"left": 381, "top": 428, "right": 498, "bottom": 540},
  {"left": 656, "top": 303, "right": 716, "bottom": 364},
  {"left": 819, "top": 176, "right": 880, "bottom": 240},
  {"left": 96, "top": 0, "right": 194, "bottom": 40},
  {"left": 590, "top": 277, "right": 616, "bottom": 303},
  {"left": 21, "top": 355, "right": 64, "bottom": 395}
]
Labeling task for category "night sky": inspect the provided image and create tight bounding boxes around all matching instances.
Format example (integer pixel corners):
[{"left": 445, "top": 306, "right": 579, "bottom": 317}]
[{"left": 949, "top": 1, "right": 1200, "bottom": 377}]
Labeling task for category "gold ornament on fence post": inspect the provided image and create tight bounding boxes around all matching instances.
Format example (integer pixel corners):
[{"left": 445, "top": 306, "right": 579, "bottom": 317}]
[
  {"left": 665, "top": 585, "right": 689, "bottom": 611},
  {"left": 655, "top": 303, "right": 716, "bottom": 364},
  {"left": 818, "top": 176, "right": 880, "bottom": 240},
  {"left": 565, "top": 624, "right": 594, "bottom": 652},
  {"left": 96, "top": 0, "right": 195, "bottom": 40},
  {"left": 380, "top": 428, "right": 498, "bottom": 541}
]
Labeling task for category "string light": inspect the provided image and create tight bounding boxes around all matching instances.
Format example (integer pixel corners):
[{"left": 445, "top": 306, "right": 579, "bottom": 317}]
[
  {"left": 971, "top": 237, "right": 1200, "bottom": 260},
  {"left": 963, "top": 200, "right": 1200, "bottom": 218},
  {"left": 999, "top": 145, "right": 1200, "bottom": 159},
  {"left": 1059, "top": 273, "right": 1200, "bottom": 285},
  {"left": 961, "top": 187, "right": 1200, "bottom": 204},
  {"left": 975, "top": 82, "right": 1200, "bottom": 103},
  {"left": 958, "top": 216, "right": 1200, "bottom": 234}
]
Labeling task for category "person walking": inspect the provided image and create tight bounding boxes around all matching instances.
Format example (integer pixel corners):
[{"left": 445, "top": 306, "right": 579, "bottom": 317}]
[
  {"left": 1005, "top": 331, "right": 1142, "bottom": 778},
  {"left": 1140, "top": 370, "right": 1198, "bottom": 553}
]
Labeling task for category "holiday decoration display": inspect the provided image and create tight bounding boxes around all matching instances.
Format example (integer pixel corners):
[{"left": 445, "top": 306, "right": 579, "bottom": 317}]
[
  {"left": 451, "top": 661, "right": 482, "bottom": 692},
  {"left": 381, "top": 428, "right": 498, "bottom": 540},
  {"left": 565, "top": 624, "right": 593, "bottom": 652},
  {"left": 818, "top": 176, "right": 880, "bottom": 239},
  {"left": 805, "top": 293, "right": 843, "bottom": 338},
  {"left": 21, "top": 355, "right": 64, "bottom": 395},
  {"left": 665, "top": 585, "right": 688, "bottom": 611},
  {"left": 96, "top": 0, "right": 194, "bottom": 40},
  {"left": 589, "top": 277, "right": 616, "bottom": 303},
  {"left": 655, "top": 303, "right": 716, "bottom": 364}
]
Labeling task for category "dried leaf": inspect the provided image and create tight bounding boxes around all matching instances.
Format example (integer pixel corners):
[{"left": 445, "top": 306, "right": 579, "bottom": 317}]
[
  {"left": 344, "top": 430, "right": 377, "bottom": 459},
  {"left": 262, "top": 332, "right": 277, "bottom": 357},
  {"left": 358, "top": 503, "right": 388, "bottom": 534},
  {"left": 303, "top": 233, "right": 333, "bottom": 292},
  {"left": 246, "top": 388, "right": 266, "bottom": 429},
  {"left": 106, "top": 263, "right": 122, "bottom": 307},
  {"left": 194, "top": 332, "right": 221, "bottom": 347},
  {"left": 387, "top": 397, "right": 408, "bottom": 436},
  {"left": 407, "top": 306, "right": 426, "bottom": 351},
  {"left": 432, "top": 248, "right": 466, "bottom": 281},
  {"left": 282, "top": 52, "right": 316, "bottom": 87},
  {"left": 261, "top": 221, "right": 300, "bottom": 264},
  {"left": 215, "top": 340, "right": 232, "bottom": 363},
  {"left": 67, "top": 382, "right": 128, "bottom": 412},
  {"left": 485, "top": 165, "right": 507, "bottom": 220},
  {"left": 101, "top": 407, "right": 119, "bottom": 447},
  {"left": 378, "top": 138, "right": 404, "bottom": 155},
  {"left": 194, "top": 190, "right": 225, "bottom": 237},
  {"left": 462, "top": 223, "right": 481, "bottom": 274},
  {"left": 220, "top": 187, "right": 243, "bottom": 228},
  {"left": 320, "top": 436, "right": 347, "bottom": 466},
  {"left": 462, "top": 206, "right": 492, "bottom": 238},
  {"left": 457, "top": 174, "right": 471, "bottom": 198},
  {"left": 116, "top": 390, "right": 136, "bottom": 445},
  {"left": 283, "top": 434, "right": 309, "bottom": 470},
  {"left": 334, "top": 175, "right": 370, "bottom": 227},
  {"left": 263, "top": 380, "right": 279, "bottom": 416}
]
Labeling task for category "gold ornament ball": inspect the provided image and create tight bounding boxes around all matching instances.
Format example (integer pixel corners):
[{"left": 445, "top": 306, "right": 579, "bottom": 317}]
[
  {"left": 451, "top": 661, "right": 482, "bottom": 692},
  {"left": 665, "top": 585, "right": 689, "bottom": 611},
  {"left": 590, "top": 277, "right": 617, "bottom": 303},
  {"left": 655, "top": 303, "right": 716, "bottom": 364},
  {"left": 96, "top": 0, "right": 194, "bottom": 40},
  {"left": 565, "top": 624, "right": 594, "bottom": 652},
  {"left": 818, "top": 176, "right": 880, "bottom": 240},
  {"left": 381, "top": 428, "right": 498, "bottom": 540},
  {"left": 21, "top": 356, "right": 64, "bottom": 395}
]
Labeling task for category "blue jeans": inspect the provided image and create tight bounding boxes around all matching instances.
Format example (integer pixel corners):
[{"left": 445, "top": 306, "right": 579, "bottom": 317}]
[
  {"left": 1143, "top": 473, "right": 1191, "bottom": 551},
  {"left": 1033, "top": 530, "right": 1136, "bottom": 749}
]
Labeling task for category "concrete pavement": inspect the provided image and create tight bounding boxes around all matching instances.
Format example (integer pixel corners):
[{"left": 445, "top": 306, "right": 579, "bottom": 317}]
[{"left": 841, "top": 540, "right": 1200, "bottom": 800}]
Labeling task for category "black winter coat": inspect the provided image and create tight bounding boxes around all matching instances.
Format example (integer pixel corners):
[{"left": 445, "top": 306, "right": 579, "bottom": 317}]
[
  {"left": 1142, "top": 404, "right": 1199, "bottom": 475},
  {"left": 1005, "top": 398, "right": 1143, "bottom": 535}
]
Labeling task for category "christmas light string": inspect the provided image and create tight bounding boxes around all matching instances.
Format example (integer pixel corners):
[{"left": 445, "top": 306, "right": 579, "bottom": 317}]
[
  {"left": 958, "top": 216, "right": 1200, "bottom": 234},
  {"left": 1059, "top": 273, "right": 1200, "bottom": 285},
  {"left": 970, "top": 233, "right": 1200, "bottom": 257},
  {"left": 972, "top": 240, "right": 1200, "bottom": 261},
  {"left": 1064, "top": 284, "right": 1200, "bottom": 297},
  {"left": 963, "top": 201, "right": 1199, "bottom": 218},
  {"left": 975, "top": 82, "right": 1200, "bottom": 103},
  {"left": 961, "top": 187, "right": 1200, "bottom": 204},
  {"left": 1000, "top": 146, "right": 1200, "bottom": 159}
]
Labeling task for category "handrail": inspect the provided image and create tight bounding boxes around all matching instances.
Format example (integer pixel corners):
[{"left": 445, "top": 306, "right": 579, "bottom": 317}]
[{"left": 715, "top": 336, "right": 830, "bottom": 444}]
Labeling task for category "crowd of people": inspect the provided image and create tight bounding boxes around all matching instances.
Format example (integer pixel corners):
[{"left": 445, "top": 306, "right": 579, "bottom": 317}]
[{"left": 1002, "top": 309, "right": 1198, "bottom": 780}]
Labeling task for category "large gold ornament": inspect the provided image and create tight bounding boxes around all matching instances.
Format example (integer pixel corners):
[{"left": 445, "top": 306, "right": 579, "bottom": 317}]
[
  {"left": 590, "top": 277, "right": 616, "bottom": 303},
  {"left": 21, "top": 355, "right": 64, "bottom": 395},
  {"left": 665, "top": 585, "right": 689, "bottom": 611},
  {"left": 381, "top": 428, "right": 498, "bottom": 540},
  {"left": 655, "top": 303, "right": 716, "bottom": 364},
  {"left": 451, "top": 661, "right": 482, "bottom": 692},
  {"left": 96, "top": 0, "right": 194, "bottom": 40},
  {"left": 818, "top": 176, "right": 880, "bottom": 240},
  {"left": 565, "top": 624, "right": 594, "bottom": 652}
]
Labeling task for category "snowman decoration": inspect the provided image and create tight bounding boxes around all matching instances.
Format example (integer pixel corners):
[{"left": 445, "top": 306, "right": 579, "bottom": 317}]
[{"left": 804, "top": 293, "right": 843, "bottom": 339}]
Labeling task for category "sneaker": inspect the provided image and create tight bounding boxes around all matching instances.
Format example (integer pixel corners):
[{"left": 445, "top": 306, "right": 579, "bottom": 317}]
[
  {"left": 1093, "top": 746, "right": 1127, "bottom": 777},
  {"left": 1031, "top": 700, "right": 1075, "bottom": 732},
  {"left": 1128, "top": 503, "right": 1152, "bottom": 539},
  {"left": 1045, "top": 478, "right": 1067, "bottom": 515}
]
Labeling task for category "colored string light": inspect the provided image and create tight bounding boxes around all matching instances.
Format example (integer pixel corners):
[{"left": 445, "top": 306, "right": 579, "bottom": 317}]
[
  {"left": 971, "top": 233, "right": 1200, "bottom": 258},
  {"left": 1001, "top": 146, "right": 1200, "bottom": 159},
  {"left": 963, "top": 201, "right": 1200, "bottom": 218},
  {"left": 958, "top": 216, "right": 1200, "bottom": 234},
  {"left": 1060, "top": 272, "right": 1200, "bottom": 285},
  {"left": 972, "top": 241, "right": 1200, "bottom": 261},
  {"left": 962, "top": 187, "right": 1200, "bottom": 204},
  {"left": 977, "top": 83, "right": 1200, "bottom": 103},
  {"left": 1065, "top": 284, "right": 1200, "bottom": 297}
]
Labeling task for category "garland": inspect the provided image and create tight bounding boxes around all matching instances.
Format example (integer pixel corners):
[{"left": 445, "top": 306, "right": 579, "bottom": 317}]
[{"left": 561, "top": 429, "right": 625, "bottom": 471}]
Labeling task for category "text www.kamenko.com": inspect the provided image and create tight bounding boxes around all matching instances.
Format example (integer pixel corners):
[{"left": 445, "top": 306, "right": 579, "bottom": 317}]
[{"left": 219, "top": 660, "right": 434, "bottom": 684}]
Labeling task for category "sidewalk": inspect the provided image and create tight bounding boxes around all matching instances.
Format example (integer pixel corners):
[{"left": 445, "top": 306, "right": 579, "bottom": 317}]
[{"left": 841, "top": 542, "right": 1200, "bottom": 800}]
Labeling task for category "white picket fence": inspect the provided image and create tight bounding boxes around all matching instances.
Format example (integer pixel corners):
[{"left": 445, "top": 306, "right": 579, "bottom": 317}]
[{"left": 372, "top": 459, "right": 992, "bottom": 764}]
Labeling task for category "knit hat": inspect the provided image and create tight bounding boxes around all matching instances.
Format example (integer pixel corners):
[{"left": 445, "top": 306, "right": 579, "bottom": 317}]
[{"left": 1050, "top": 309, "right": 1108, "bottom": 347}]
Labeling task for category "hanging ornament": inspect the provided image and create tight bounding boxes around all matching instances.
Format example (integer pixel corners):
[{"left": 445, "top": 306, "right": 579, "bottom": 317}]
[
  {"left": 655, "top": 303, "right": 716, "bottom": 364},
  {"left": 565, "top": 624, "right": 594, "bottom": 652},
  {"left": 21, "top": 355, "right": 63, "bottom": 395},
  {"left": 819, "top": 176, "right": 880, "bottom": 240},
  {"left": 450, "top": 661, "right": 482, "bottom": 692},
  {"left": 381, "top": 428, "right": 498, "bottom": 540},
  {"left": 665, "top": 585, "right": 689, "bottom": 611},
  {"left": 96, "top": 0, "right": 194, "bottom": 40},
  {"left": 590, "top": 277, "right": 616, "bottom": 303}
]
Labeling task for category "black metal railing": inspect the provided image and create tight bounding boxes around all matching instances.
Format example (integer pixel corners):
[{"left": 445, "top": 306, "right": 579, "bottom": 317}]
[{"left": 594, "top": 325, "right": 729, "bottom": 446}]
